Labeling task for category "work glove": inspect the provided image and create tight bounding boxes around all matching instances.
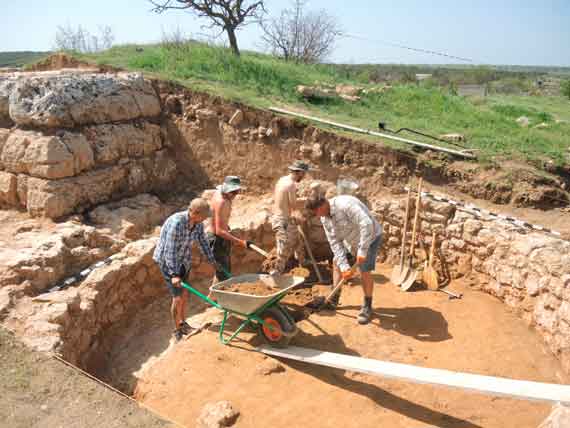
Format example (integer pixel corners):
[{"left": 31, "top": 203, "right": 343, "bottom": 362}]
[{"left": 246, "top": 240, "right": 253, "bottom": 249}]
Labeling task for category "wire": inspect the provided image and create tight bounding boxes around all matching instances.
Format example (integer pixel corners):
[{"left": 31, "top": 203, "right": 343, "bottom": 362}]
[{"left": 339, "top": 32, "right": 475, "bottom": 63}]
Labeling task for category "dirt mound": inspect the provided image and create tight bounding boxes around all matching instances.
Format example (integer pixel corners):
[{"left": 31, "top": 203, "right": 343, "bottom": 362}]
[
  {"left": 222, "top": 281, "right": 276, "bottom": 296},
  {"left": 28, "top": 52, "right": 121, "bottom": 73}
]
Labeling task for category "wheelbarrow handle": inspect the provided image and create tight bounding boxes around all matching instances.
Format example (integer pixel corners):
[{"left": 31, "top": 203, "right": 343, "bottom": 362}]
[{"left": 181, "top": 281, "right": 223, "bottom": 309}]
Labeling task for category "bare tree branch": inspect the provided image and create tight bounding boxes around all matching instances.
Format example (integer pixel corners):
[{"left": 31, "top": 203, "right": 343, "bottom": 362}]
[
  {"left": 261, "top": 0, "right": 341, "bottom": 63},
  {"left": 149, "top": 0, "right": 265, "bottom": 56}
]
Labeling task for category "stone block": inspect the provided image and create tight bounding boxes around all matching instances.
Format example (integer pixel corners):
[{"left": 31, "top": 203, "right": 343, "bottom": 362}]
[
  {"left": 9, "top": 72, "right": 161, "bottom": 128},
  {"left": 1, "top": 130, "right": 94, "bottom": 179}
]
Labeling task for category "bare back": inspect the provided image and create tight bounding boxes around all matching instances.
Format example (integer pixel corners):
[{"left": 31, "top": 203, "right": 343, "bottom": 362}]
[{"left": 273, "top": 175, "right": 297, "bottom": 219}]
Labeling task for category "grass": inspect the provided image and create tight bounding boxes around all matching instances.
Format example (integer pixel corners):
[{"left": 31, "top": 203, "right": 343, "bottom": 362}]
[
  {"left": 0, "top": 51, "right": 50, "bottom": 68},
  {"left": 78, "top": 42, "right": 570, "bottom": 166}
]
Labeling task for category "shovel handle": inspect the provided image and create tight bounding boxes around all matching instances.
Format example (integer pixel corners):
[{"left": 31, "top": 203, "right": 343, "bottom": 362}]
[
  {"left": 297, "top": 226, "right": 324, "bottom": 284},
  {"left": 429, "top": 232, "right": 436, "bottom": 268},
  {"left": 249, "top": 243, "right": 269, "bottom": 258},
  {"left": 399, "top": 187, "right": 412, "bottom": 267},
  {"left": 409, "top": 178, "right": 423, "bottom": 258},
  {"left": 324, "top": 265, "right": 358, "bottom": 303}
]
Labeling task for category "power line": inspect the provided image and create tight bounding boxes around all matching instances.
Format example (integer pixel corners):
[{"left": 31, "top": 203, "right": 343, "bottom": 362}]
[{"left": 339, "top": 32, "right": 476, "bottom": 63}]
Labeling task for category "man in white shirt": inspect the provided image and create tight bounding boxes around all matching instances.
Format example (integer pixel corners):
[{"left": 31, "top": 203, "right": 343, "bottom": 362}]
[{"left": 305, "top": 194, "right": 383, "bottom": 324}]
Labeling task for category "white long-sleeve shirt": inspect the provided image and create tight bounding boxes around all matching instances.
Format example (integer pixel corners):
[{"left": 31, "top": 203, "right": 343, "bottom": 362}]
[{"left": 320, "top": 195, "right": 382, "bottom": 271}]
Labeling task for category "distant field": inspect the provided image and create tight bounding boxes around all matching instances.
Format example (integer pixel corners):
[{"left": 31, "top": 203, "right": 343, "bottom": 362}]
[
  {"left": 79, "top": 43, "right": 570, "bottom": 167},
  {"left": 0, "top": 51, "right": 50, "bottom": 68}
]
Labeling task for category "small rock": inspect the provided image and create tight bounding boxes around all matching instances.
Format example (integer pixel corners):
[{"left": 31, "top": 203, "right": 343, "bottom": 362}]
[
  {"left": 439, "top": 133, "right": 465, "bottom": 143},
  {"left": 197, "top": 401, "right": 239, "bottom": 428},
  {"left": 516, "top": 116, "right": 530, "bottom": 127},
  {"left": 256, "top": 359, "right": 285, "bottom": 376}
]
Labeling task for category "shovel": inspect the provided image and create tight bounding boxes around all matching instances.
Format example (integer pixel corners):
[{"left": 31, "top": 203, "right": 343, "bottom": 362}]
[
  {"left": 305, "top": 265, "right": 358, "bottom": 311},
  {"left": 422, "top": 232, "right": 439, "bottom": 291},
  {"left": 401, "top": 178, "right": 423, "bottom": 292},
  {"left": 297, "top": 225, "right": 324, "bottom": 283},
  {"left": 391, "top": 187, "right": 412, "bottom": 286},
  {"left": 248, "top": 242, "right": 269, "bottom": 258}
]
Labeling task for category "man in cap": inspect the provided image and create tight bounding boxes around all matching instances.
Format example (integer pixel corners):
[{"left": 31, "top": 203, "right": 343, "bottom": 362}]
[
  {"left": 271, "top": 160, "right": 311, "bottom": 274},
  {"left": 305, "top": 193, "right": 383, "bottom": 325},
  {"left": 153, "top": 198, "right": 220, "bottom": 341},
  {"left": 205, "top": 176, "right": 251, "bottom": 282}
]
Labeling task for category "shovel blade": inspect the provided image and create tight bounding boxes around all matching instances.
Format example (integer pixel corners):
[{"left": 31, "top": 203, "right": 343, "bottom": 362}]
[
  {"left": 390, "top": 264, "right": 405, "bottom": 285},
  {"left": 400, "top": 269, "right": 418, "bottom": 291}
]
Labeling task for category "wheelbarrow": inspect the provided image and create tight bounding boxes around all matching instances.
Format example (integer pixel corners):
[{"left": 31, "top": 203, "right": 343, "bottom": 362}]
[{"left": 181, "top": 273, "right": 305, "bottom": 347}]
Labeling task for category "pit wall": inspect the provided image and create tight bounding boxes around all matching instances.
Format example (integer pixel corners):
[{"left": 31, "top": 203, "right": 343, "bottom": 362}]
[
  {"left": 0, "top": 71, "right": 177, "bottom": 218},
  {"left": 372, "top": 195, "right": 570, "bottom": 373}
]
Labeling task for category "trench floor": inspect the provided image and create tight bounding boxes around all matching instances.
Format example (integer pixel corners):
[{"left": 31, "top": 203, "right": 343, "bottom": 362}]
[{"left": 102, "top": 265, "right": 568, "bottom": 428}]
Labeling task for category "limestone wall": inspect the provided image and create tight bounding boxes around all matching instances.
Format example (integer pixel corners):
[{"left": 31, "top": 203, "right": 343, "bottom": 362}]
[
  {"left": 372, "top": 194, "right": 570, "bottom": 373},
  {"left": 0, "top": 71, "right": 177, "bottom": 218}
]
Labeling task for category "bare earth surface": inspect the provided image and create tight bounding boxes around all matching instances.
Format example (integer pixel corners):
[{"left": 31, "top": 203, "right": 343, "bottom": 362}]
[
  {"left": 115, "top": 265, "right": 568, "bottom": 428},
  {"left": 0, "top": 328, "right": 172, "bottom": 428}
]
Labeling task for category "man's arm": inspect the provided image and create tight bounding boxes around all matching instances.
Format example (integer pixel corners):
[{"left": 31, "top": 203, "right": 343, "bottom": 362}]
[
  {"left": 322, "top": 220, "right": 351, "bottom": 272},
  {"left": 345, "top": 202, "right": 376, "bottom": 258},
  {"left": 196, "top": 224, "right": 217, "bottom": 265}
]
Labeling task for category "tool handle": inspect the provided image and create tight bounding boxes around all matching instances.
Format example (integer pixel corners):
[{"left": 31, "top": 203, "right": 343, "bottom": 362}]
[
  {"left": 409, "top": 178, "right": 423, "bottom": 258},
  {"left": 324, "top": 265, "right": 358, "bottom": 303},
  {"left": 429, "top": 232, "right": 436, "bottom": 269},
  {"left": 297, "top": 226, "right": 324, "bottom": 283},
  {"left": 249, "top": 243, "right": 269, "bottom": 258},
  {"left": 399, "top": 187, "right": 412, "bottom": 267}
]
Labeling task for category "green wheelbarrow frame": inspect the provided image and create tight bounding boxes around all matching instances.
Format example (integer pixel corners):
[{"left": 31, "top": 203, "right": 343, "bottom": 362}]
[{"left": 181, "top": 274, "right": 304, "bottom": 345}]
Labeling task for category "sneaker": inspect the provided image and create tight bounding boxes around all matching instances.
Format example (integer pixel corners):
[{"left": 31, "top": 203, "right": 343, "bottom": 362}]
[
  {"left": 357, "top": 305, "right": 372, "bottom": 325},
  {"left": 173, "top": 328, "right": 184, "bottom": 342},
  {"left": 179, "top": 321, "right": 192, "bottom": 335}
]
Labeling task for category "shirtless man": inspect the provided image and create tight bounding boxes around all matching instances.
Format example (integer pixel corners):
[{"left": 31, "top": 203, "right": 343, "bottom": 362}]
[
  {"left": 271, "top": 160, "right": 311, "bottom": 274},
  {"left": 205, "top": 176, "right": 250, "bottom": 281}
]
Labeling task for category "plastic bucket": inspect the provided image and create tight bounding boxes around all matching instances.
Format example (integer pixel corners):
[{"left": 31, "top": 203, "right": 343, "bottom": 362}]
[{"left": 337, "top": 177, "right": 359, "bottom": 195}]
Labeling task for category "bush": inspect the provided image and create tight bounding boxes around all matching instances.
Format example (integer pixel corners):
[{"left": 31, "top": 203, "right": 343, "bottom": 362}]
[{"left": 561, "top": 79, "right": 570, "bottom": 99}]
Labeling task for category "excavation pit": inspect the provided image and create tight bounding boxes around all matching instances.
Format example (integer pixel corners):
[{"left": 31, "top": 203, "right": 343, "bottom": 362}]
[{"left": 1, "top": 67, "right": 570, "bottom": 427}]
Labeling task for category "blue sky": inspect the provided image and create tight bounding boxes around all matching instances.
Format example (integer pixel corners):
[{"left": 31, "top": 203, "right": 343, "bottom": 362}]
[{"left": 2, "top": 0, "right": 569, "bottom": 66}]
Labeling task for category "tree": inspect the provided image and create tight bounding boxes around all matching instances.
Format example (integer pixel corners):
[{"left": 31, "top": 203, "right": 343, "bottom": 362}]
[
  {"left": 261, "top": 0, "right": 341, "bottom": 63},
  {"left": 149, "top": 0, "right": 265, "bottom": 57},
  {"left": 561, "top": 79, "right": 570, "bottom": 100},
  {"left": 54, "top": 24, "right": 114, "bottom": 53}
]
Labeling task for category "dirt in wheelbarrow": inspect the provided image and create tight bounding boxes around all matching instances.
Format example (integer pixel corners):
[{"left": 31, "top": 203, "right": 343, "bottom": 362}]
[{"left": 222, "top": 281, "right": 277, "bottom": 296}]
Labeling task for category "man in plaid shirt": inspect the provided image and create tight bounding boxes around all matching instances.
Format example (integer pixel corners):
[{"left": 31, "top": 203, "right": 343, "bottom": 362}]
[
  {"left": 153, "top": 198, "right": 219, "bottom": 341},
  {"left": 306, "top": 194, "right": 383, "bottom": 324}
]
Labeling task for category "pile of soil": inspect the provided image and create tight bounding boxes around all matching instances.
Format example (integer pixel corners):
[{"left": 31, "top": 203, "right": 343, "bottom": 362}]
[
  {"left": 289, "top": 267, "right": 310, "bottom": 278},
  {"left": 222, "top": 281, "right": 277, "bottom": 296}
]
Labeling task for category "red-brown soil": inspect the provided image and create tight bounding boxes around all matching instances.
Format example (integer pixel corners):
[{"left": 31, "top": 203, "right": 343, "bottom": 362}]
[
  {"left": 223, "top": 281, "right": 277, "bottom": 296},
  {"left": 113, "top": 265, "right": 568, "bottom": 428}
]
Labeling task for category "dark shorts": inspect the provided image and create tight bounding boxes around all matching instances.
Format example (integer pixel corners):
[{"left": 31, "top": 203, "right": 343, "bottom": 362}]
[
  {"left": 208, "top": 233, "right": 232, "bottom": 282},
  {"left": 346, "top": 234, "right": 383, "bottom": 273},
  {"left": 160, "top": 265, "right": 189, "bottom": 298}
]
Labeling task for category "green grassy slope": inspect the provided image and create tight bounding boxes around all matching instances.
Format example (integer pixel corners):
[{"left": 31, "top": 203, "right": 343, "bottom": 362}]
[
  {"left": 81, "top": 43, "right": 570, "bottom": 165},
  {"left": 0, "top": 51, "right": 50, "bottom": 67}
]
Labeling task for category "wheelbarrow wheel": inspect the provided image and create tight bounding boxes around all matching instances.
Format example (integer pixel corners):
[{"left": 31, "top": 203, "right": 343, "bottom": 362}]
[{"left": 259, "top": 305, "right": 297, "bottom": 348}]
